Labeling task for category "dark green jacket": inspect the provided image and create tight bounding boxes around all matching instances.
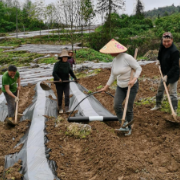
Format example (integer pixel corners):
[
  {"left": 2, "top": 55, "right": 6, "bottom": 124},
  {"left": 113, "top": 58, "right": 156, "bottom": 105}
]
[{"left": 52, "top": 61, "right": 77, "bottom": 81}]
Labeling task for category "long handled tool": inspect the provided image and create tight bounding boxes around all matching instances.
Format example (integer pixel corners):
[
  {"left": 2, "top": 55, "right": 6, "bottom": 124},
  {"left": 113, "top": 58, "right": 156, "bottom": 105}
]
[
  {"left": 15, "top": 90, "right": 19, "bottom": 124},
  {"left": 158, "top": 65, "right": 177, "bottom": 121},
  {"left": 120, "top": 48, "right": 138, "bottom": 129},
  {"left": 40, "top": 80, "right": 78, "bottom": 91},
  {"left": 7, "top": 90, "right": 19, "bottom": 126}
]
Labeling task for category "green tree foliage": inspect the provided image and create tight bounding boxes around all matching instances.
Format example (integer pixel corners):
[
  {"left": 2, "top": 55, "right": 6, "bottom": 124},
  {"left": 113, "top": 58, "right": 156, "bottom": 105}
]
[
  {"left": 135, "top": 0, "right": 144, "bottom": 18},
  {"left": 0, "top": 0, "right": 46, "bottom": 32},
  {"left": 145, "top": 4, "right": 180, "bottom": 18},
  {"left": 154, "top": 13, "right": 180, "bottom": 38}
]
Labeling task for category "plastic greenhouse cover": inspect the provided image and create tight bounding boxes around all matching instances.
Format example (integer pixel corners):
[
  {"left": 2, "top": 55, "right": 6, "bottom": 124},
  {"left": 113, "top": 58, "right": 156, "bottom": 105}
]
[{"left": 4, "top": 82, "right": 60, "bottom": 180}]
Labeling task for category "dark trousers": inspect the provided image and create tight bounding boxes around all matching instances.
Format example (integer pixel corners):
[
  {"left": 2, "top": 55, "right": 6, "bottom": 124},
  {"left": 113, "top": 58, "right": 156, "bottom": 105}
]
[
  {"left": 55, "top": 83, "right": 70, "bottom": 107},
  {"left": 4, "top": 91, "right": 17, "bottom": 117},
  {"left": 114, "top": 82, "right": 139, "bottom": 126}
]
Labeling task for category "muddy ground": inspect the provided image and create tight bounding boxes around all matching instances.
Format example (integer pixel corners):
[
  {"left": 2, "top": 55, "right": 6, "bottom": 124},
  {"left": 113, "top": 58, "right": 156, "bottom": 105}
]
[
  {"left": 1, "top": 63, "right": 180, "bottom": 179},
  {"left": 0, "top": 85, "right": 35, "bottom": 179},
  {"left": 46, "top": 63, "right": 180, "bottom": 180}
]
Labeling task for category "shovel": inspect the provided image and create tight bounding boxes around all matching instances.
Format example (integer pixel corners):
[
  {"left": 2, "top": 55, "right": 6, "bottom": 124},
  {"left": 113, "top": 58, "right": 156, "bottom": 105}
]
[
  {"left": 7, "top": 90, "right": 19, "bottom": 126},
  {"left": 158, "top": 65, "right": 177, "bottom": 121},
  {"left": 115, "top": 48, "right": 138, "bottom": 133},
  {"left": 40, "top": 80, "right": 78, "bottom": 91}
]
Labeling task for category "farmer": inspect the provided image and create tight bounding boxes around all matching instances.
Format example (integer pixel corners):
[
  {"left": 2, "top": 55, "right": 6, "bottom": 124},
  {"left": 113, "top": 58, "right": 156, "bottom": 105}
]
[
  {"left": 100, "top": 39, "right": 142, "bottom": 135},
  {"left": 151, "top": 32, "right": 179, "bottom": 112},
  {"left": 2, "top": 65, "right": 20, "bottom": 124},
  {"left": 53, "top": 49, "right": 78, "bottom": 113},
  {"left": 68, "top": 50, "right": 76, "bottom": 80}
]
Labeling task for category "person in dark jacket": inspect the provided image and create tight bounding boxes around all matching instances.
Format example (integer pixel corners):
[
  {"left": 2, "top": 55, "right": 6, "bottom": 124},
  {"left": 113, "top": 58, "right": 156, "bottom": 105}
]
[
  {"left": 53, "top": 49, "right": 77, "bottom": 113},
  {"left": 151, "top": 32, "right": 179, "bottom": 112}
]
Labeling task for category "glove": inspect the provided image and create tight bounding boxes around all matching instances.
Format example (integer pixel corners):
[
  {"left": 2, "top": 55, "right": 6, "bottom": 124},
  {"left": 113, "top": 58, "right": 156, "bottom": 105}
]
[
  {"left": 156, "top": 60, "right": 160, "bottom": 66},
  {"left": 162, "top": 75, "right": 167, "bottom": 83},
  {"left": 15, "top": 97, "right": 19, "bottom": 102}
]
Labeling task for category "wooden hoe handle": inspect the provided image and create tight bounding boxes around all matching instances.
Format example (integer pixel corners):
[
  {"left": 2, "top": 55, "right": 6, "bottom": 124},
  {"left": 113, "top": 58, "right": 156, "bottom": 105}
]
[
  {"left": 121, "top": 48, "right": 138, "bottom": 127},
  {"left": 15, "top": 90, "right": 19, "bottom": 124},
  {"left": 158, "top": 65, "right": 177, "bottom": 120}
]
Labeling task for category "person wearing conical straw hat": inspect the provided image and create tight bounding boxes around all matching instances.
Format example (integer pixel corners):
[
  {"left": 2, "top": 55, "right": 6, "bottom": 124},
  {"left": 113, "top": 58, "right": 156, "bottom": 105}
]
[
  {"left": 53, "top": 49, "right": 78, "bottom": 113},
  {"left": 100, "top": 39, "right": 142, "bottom": 135}
]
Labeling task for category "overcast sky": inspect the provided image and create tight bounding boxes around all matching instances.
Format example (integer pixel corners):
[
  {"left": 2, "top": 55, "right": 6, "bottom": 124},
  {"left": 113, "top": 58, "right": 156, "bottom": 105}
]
[{"left": 32, "top": 0, "right": 180, "bottom": 15}]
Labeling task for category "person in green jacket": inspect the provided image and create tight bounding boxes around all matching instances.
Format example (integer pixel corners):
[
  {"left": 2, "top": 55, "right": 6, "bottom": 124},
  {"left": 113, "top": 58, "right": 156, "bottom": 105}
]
[
  {"left": 2, "top": 65, "right": 20, "bottom": 124},
  {"left": 53, "top": 49, "right": 77, "bottom": 113}
]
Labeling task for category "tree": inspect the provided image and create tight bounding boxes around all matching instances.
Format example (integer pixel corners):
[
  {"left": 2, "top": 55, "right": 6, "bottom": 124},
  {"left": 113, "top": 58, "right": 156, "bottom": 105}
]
[
  {"left": 135, "top": 0, "right": 144, "bottom": 18},
  {"left": 96, "top": 0, "right": 125, "bottom": 39}
]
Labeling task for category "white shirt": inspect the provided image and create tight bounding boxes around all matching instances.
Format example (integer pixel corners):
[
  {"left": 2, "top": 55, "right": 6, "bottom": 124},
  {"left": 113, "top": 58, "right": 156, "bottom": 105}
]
[{"left": 107, "top": 53, "right": 142, "bottom": 88}]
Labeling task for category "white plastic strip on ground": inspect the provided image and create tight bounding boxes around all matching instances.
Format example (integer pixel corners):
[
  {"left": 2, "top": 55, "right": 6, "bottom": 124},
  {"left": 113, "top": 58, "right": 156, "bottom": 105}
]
[
  {"left": 89, "top": 116, "right": 103, "bottom": 121},
  {"left": 70, "top": 82, "right": 99, "bottom": 117},
  {"left": 26, "top": 82, "right": 54, "bottom": 180},
  {"left": 0, "top": 93, "right": 5, "bottom": 104}
]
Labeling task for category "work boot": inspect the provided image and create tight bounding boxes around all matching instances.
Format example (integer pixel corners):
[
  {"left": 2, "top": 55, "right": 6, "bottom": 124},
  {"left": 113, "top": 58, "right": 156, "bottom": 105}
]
[
  {"left": 151, "top": 104, "right": 162, "bottom": 111},
  {"left": 59, "top": 106, "right": 63, "bottom": 114}
]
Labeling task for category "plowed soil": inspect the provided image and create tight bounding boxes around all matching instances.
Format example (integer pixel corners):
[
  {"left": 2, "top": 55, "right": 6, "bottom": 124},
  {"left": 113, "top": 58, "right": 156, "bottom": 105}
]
[
  {"left": 0, "top": 84, "right": 35, "bottom": 178},
  {"left": 46, "top": 63, "right": 180, "bottom": 180}
]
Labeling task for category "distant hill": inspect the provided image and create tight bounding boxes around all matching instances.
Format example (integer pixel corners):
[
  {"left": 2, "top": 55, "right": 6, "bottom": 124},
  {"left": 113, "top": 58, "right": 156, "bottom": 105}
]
[{"left": 144, "top": 4, "right": 180, "bottom": 18}]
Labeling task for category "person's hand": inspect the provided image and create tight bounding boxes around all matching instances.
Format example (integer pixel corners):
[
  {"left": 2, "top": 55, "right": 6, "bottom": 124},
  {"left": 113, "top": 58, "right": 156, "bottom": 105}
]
[
  {"left": 99, "top": 86, "right": 109, "bottom": 93},
  {"left": 15, "top": 97, "right": 19, "bottom": 103},
  {"left": 156, "top": 60, "right": 160, "bottom": 66},
  {"left": 17, "top": 86, "right": 21, "bottom": 91},
  {"left": 162, "top": 75, "right": 167, "bottom": 82},
  {"left": 59, "top": 79, "right": 62, "bottom": 82},
  {"left": 128, "top": 79, "right": 136, "bottom": 88}
]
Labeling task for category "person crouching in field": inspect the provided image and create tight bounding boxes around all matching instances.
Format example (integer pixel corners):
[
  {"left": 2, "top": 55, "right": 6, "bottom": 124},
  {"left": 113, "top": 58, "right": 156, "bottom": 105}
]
[
  {"left": 100, "top": 39, "right": 142, "bottom": 136},
  {"left": 2, "top": 65, "right": 20, "bottom": 124},
  {"left": 53, "top": 49, "right": 78, "bottom": 113},
  {"left": 151, "top": 32, "right": 179, "bottom": 113}
]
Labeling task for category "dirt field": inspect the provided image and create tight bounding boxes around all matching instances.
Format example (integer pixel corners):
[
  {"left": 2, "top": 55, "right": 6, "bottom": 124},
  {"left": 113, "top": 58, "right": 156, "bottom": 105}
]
[
  {"left": 0, "top": 85, "right": 35, "bottom": 178},
  {"left": 46, "top": 63, "right": 180, "bottom": 180},
  {"left": 1, "top": 63, "right": 180, "bottom": 179}
]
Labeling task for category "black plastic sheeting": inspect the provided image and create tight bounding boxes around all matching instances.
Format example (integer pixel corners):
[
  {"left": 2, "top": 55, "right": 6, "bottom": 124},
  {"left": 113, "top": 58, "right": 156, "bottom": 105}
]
[
  {"left": 69, "top": 82, "right": 115, "bottom": 118},
  {"left": 4, "top": 82, "right": 60, "bottom": 180}
]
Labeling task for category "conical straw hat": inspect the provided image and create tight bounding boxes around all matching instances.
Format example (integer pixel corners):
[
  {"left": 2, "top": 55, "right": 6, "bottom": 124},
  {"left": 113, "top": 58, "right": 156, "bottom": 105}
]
[{"left": 100, "top": 39, "right": 127, "bottom": 54}]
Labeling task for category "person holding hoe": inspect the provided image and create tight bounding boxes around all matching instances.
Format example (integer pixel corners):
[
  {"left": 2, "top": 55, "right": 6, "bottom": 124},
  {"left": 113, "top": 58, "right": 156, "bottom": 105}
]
[
  {"left": 151, "top": 32, "right": 179, "bottom": 113},
  {"left": 99, "top": 39, "right": 142, "bottom": 136},
  {"left": 2, "top": 65, "right": 20, "bottom": 125},
  {"left": 53, "top": 49, "right": 78, "bottom": 114}
]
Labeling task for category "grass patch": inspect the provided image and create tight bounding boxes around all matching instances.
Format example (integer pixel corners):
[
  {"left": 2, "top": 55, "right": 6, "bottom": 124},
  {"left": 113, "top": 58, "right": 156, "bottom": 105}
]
[
  {"left": 0, "top": 50, "right": 44, "bottom": 74},
  {"left": 135, "top": 96, "right": 180, "bottom": 116},
  {"left": 38, "top": 57, "right": 57, "bottom": 64},
  {"left": 76, "top": 48, "right": 113, "bottom": 63},
  {"left": 66, "top": 123, "right": 91, "bottom": 139}
]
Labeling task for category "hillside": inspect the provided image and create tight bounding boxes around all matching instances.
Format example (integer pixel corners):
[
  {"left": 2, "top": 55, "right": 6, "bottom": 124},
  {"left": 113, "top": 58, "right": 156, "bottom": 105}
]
[{"left": 145, "top": 4, "right": 180, "bottom": 18}]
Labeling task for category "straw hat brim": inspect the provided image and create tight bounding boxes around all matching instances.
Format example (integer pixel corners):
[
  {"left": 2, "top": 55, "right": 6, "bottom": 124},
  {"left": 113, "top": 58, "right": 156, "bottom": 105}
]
[
  {"left": 100, "top": 39, "right": 127, "bottom": 54},
  {"left": 60, "top": 51, "right": 70, "bottom": 57}
]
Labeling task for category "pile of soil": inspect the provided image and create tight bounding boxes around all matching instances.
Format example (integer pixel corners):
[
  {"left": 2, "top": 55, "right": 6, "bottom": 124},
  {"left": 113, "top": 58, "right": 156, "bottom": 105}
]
[
  {"left": 0, "top": 84, "right": 35, "bottom": 178},
  {"left": 46, "top": 63, "right": 180, "bottom": 180}
]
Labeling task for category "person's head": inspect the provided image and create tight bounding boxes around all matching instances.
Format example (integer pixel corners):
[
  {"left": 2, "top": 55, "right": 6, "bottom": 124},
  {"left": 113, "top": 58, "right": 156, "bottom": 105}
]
[
  {"left": 8, "top": 65, "right": 17, "bottom": 78},
  {"left": 60, "top": 49, "right": 69, "bottom": 62},
  {"left": 162, "top": 32, "right": 173, "bottom": 49},
  {"left": 68, "top": 51, "right": 73, "bottom": 57}
]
